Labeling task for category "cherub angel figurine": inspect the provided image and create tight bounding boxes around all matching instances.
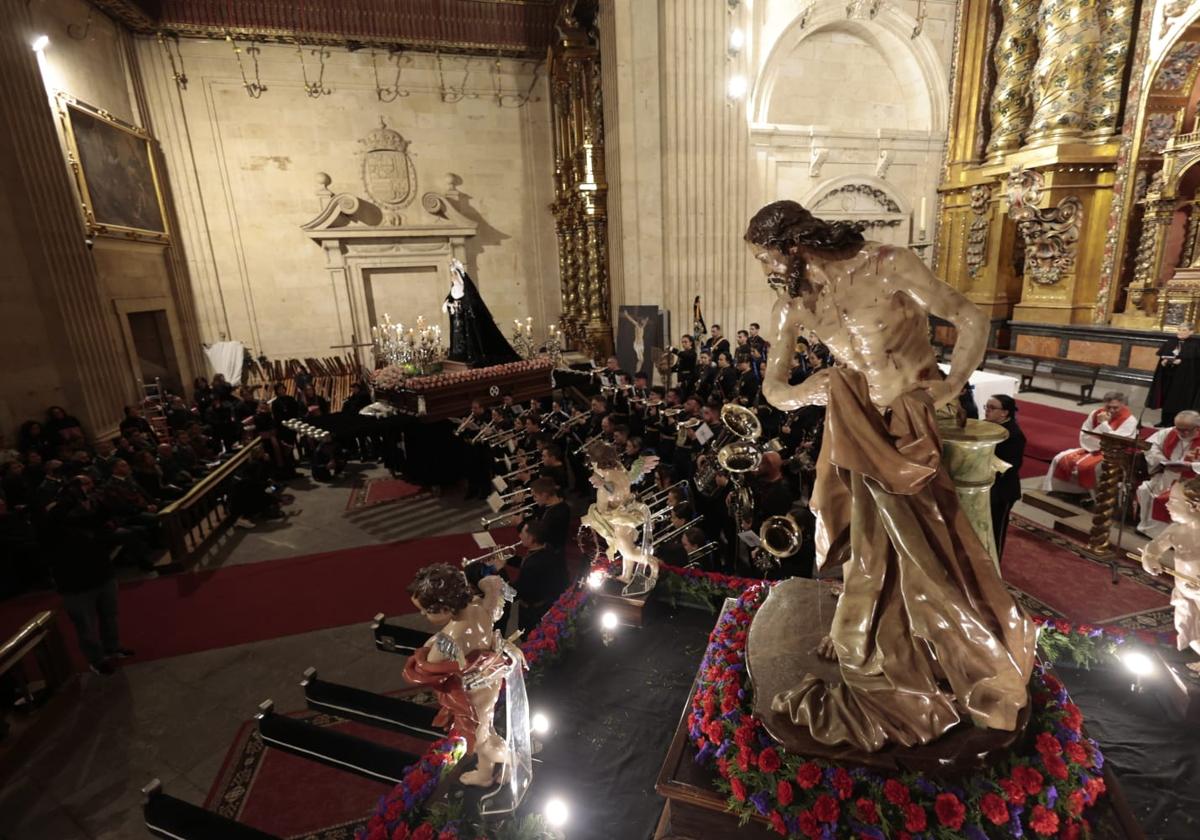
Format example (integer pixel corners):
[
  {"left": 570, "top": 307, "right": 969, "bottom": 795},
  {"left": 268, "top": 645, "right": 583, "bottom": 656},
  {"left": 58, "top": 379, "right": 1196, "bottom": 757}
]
[
  {"left": 580, "top": 441, "right": 660, "bottom": 596},
  {"left": 403, "top": 563, "right": 527, "bottom": 785},
  {"left": 1140, "top": 479, "right": 1200, "bottom": 674}
]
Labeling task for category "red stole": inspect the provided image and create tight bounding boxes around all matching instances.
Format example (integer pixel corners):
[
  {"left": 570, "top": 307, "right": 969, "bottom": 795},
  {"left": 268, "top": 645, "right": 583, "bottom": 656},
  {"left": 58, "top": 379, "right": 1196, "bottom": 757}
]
[
  {"left": 1052, "top": 406, "right": 1134, "bottom": 489},
  {"left": 402, "top": 646, "right": 503, "bottom": 750},
  {"left": 1150, "top": 431, "right": 1200, "bottom": 523}
]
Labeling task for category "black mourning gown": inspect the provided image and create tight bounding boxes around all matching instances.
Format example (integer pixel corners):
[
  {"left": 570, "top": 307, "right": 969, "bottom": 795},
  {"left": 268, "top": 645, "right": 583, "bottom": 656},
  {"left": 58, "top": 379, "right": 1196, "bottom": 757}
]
[
  {"left": 1148, "top": 336, "right": 1200, "bottom": 426},
  {"left": 445, "top": 269, "right": 521, "bottom": 367}
]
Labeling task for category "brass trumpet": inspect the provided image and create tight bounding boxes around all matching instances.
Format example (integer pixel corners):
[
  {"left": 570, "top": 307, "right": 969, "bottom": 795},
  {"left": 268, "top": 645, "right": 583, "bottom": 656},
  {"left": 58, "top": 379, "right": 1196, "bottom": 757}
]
[
  {"left": 461, "top": 540, "right": 522, "bottom": 568},
  {"left": 759, "top": 514, "right": 802, "bottom": 558},
  {"left": 573, "top": 432, "right": 606, "bottom": 456},
  {"left": 481, "top": 503, "right": 535, "bottom": 529},
  {"left": 552, "top": 412, "right": 588, "bottom": 439},
  {"left": 452, "top": 415, "right": 480, "bottom": 436}
]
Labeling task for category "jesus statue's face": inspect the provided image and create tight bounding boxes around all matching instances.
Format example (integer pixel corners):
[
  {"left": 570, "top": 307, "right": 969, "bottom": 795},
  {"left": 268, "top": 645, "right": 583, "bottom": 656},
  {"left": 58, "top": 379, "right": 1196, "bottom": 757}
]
[{"left": 748, "top": 242, "right": 790, "bottom": 290}]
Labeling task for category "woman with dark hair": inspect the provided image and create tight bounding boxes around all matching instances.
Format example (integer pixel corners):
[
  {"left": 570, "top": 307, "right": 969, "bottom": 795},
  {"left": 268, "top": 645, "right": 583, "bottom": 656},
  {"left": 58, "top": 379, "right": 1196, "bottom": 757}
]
[
  {"left": 985, "top": 394, "right": 1025, "bottom": 560},
  {"left": 193, "top": 377, "right": 213, "bottom": 413},
  {"left": 45, "top": 406, "right": 84, "bottom": 444},
  {"left": 714, "top": 352, "right": 738, "bottom": 401},
  {"left": 17, "top": 421, "right": 51, "bottom": 458}
]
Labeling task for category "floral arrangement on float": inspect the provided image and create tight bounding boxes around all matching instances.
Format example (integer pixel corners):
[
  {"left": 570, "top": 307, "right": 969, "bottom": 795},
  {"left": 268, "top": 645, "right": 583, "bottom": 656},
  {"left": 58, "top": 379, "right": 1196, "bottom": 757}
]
[
  {"left": 371, "top": 365, "right": 409, "bottom": 393},
  {"left": 402, "top": 358, "right": 555, "bottom": 393},
  {"left": 687, "top": 585, "right": 1109, "bottom": 840}
]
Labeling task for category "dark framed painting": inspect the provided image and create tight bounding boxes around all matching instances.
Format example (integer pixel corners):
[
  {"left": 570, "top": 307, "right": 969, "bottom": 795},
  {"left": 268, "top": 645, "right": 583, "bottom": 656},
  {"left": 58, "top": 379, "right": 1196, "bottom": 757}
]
[
  {"left": 616, "top": 305, "right": 665, "bottom": 380},
  {"left": 56, "top": 94, "right": 168, "bottom": 242}
]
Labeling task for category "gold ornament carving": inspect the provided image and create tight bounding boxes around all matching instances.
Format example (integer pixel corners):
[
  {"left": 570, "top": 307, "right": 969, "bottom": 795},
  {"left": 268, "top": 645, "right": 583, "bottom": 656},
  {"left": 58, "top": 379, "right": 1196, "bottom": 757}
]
[
  {"left": 965, "top": 185, "right": 992, "bottom": 281},
  {"left": 1007, "top": 168, "right": 1083, "bottom": 286},
  {"left": 1027, "top": 0, "right": 1101, "bottom": 145},
  {"left": 1085, "top": 0, "right": 1133, "bottom": 138},
  {"left": 985, "top": 0, "right": 1039, "bottom": 161}
]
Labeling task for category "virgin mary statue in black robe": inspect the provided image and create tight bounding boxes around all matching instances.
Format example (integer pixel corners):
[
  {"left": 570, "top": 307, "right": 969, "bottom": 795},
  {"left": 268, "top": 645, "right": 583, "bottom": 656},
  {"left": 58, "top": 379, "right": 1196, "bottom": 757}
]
[{"left": 442, "top": 259, "right": 522, "bottom": 367}]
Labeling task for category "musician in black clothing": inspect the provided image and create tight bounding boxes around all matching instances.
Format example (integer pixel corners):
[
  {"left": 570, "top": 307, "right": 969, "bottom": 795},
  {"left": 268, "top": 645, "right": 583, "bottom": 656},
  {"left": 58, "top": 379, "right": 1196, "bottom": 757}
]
[
  {"left": 538, "top": 445, "right": 569, "bottom": 494},
  {"left": 514, "top": 520, "right": 569, "bottom": 634},
  {"left": 694, "top": 352, "right": 716, "bottom": 401},
  {"left": 600, "top": 356, "right": 629, "bottom": 388},
  {"left": 271, "top": 383, "right": 303, "bottom": 425},
  {"left": 702, "top": 324, "right": 731, "bottom": 360},
  {"left": 714, "top": 352, "right": 738, "bottom": 402},
  {"left": 735, "top": 356, "right": 760, "bottom": 406},
  {"left": 673, "top": 335, "right": 698, "bottom": 395},
  {"left": 787, "top": 351, "right": 811, "bottom": 386},
  {"left": 521, "top": 477, "right": 571, "bottom": 556}
]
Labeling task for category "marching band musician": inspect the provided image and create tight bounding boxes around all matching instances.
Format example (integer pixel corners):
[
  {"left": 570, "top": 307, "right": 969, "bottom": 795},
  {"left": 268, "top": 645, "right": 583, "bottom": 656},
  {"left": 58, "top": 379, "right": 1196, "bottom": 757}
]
[
  {"left": 735, "top": 355, "right": 760, "bottom": 407},
  {"left": 681, "top": 526, "right": 710, "bottom": 568},
  {"left": 673, "top": 335, "right": 698, "bottom": 395},
  {"left": 702, "top": 324, "right": 731, "bottom": 360},
  {"left": 518, "top": 477, "right": 571, "bottom": 557},
  {"left": 694, "top": 352, "right": 716, "bottom": 401},
  {"left": 536, "top": 444, "right": 569, "bottom": 494},
  {"left": 670, "top": 396, "right": 704, "bottom": 478},
  {"left": 714, "top": 352, "right": 738, "bottom": 402},
  {"left": 600, "top": 356, "right": 629, "bottom": 389},
  {"left": 653, "top": 502, "right": 695, "bottom": 567},
  {"left": 514, "top": 520, "right": 569, "bottom": 634}
]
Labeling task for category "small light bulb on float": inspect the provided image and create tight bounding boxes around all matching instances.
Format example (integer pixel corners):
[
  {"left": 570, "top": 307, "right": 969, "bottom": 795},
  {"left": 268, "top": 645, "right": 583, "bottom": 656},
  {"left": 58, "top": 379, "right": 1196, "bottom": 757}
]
[
  {"left": 544, "top": 797, "right": 570, "bottom": 828},
  {"left": 601, "top": 611, "right": 619, "bottom": 631},
  {"left": 1119, "top": 648, "right": 1156, "bottom": 692},
  {"left": 532, "top": 711, "right": 550, "bottom": 735},
  {"left": 587, "top": 570, "right": 606, "bottom": 590}
]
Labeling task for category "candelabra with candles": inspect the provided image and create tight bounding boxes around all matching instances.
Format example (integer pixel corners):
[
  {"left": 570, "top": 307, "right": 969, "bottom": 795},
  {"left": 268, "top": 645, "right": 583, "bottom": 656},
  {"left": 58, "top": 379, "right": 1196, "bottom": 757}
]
[
  {"left": 371, "top": 313, "right": 445, "bottom": 374},
  {"left": 511, "top": 318, "right": 565, "bottom": 366}
]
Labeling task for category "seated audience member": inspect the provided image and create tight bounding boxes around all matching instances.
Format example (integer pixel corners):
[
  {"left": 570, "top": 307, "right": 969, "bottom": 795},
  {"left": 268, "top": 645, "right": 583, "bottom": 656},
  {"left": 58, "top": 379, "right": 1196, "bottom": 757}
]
[
  {"left": 165, "top": 396, "right": 194, "bottom": 432},
  {"left": 1137, "top": 410, "right": 1200, "bottom": 537},
  {"left": 0, "top": 462, "right": 32, "bottom": 510},
  {"left": 46, "top": 406, "right": 85, "bottom": 445},
  {"left": 119, "top": 405, "right": 156, "bottom": 442},
  {"left": 1042, "top": 392, "right": 1138, "bottom": 496},
  {"left": 514, "top": 520, "right": 569, "bottom": 634},
  {"left": 102, "top": 458, "right": 160, "bottom": 523},
  {"left": 231, "top": 446, "right": 285, "bottom": 527},
  {"left": 17, "top": 420, "right": 52, "bottom": 460},
  {"left": 985, "top": 394, "right": 1025, "bottom": 559},
  {"left": 300, "top": 384, "right": 331, "bottom": 417},
  {"left": 91, "top": 439, "right": 120, "bottom": 479},
  {"left": 156, "top": 443, "right": 195, "bottom": 490},
  {"left": 270, "top": 383, "right": 302, "bottom": 424},
  {"left": 131, "top": 450, "right": 181, "bottom": 501}
]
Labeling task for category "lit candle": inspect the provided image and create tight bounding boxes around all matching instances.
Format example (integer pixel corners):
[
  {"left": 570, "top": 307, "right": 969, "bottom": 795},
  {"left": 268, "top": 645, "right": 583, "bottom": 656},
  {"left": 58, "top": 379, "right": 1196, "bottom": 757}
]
[{"left": 919, "top": 196, "right": 927, "bottom": 233}]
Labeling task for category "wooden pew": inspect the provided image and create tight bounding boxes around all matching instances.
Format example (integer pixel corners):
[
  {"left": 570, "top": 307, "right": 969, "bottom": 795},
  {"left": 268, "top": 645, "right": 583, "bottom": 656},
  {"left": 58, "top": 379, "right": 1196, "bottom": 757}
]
[
  {"left": 157, "top": 439, "right": 263, "bottom": 568},
  {"left": 981, "top": 348, "right": 1102, "bottom": 404}
]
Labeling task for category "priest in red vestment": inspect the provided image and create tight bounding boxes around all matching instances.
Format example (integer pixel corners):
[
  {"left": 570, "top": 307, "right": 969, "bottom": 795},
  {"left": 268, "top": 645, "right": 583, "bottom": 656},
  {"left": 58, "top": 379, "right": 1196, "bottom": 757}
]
[
  {"left": 1042, "top": 392, "right": 1138, "bottom": 495},
  {"left": 1137, "top": 410, "right": 1200, "bottom": 537}
]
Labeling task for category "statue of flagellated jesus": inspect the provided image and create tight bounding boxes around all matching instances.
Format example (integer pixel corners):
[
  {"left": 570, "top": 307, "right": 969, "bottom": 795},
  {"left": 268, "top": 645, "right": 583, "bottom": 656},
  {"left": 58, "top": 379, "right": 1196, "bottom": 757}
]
[{"left": 745, "top": 200, "right": 1036, "bottom": 752}]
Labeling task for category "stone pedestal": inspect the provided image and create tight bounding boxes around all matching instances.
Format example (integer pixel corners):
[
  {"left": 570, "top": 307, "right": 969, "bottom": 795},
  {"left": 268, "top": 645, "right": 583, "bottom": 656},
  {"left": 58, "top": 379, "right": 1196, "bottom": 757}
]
[{"left": 939, "top": 418, "right": 1009, "bottom": 571}]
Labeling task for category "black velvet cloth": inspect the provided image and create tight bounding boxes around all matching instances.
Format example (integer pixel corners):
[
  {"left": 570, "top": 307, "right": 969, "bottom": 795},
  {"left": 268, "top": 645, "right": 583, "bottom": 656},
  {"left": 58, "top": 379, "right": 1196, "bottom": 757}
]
[
  {"left": 446, "top": 268, "right": 521, "bottom": 367},
  {"left": 517, "top": 606, "right": 715, "bottom": 839},
  {"left": 1057, "top": 662, "right": 1200, "bottom": 839}
]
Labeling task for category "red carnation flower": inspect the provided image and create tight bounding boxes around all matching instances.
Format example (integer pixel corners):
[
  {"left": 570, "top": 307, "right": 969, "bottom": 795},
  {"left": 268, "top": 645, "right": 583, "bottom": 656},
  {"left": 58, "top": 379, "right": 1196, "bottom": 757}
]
[
  {"left": 1061, "top": 819, "right": 1082, "bottom": 840},
  {"left": 855, "top": 797, "right": 879, "bottom": 824},
  {"left": 934, "top": 793, "right": 965, "bottom": 830},
  {"left": 406, "top": 768, "right": 430, "bottom": 791},
  {"left": 769, "top": 810, "right": 787, "bottom": 836},
  {"left": 980, "top": 792, "right": 1009, "bottom": 825},
  {"left": 1057, "top": 621, "right": 1074, "bottom": 634},
  {"left": 1035, "top": 732, "right": 1063, "bottom": 758},
  {"left": 797, "top": 810, "right": 821, "bottom": 839},
  {"left": 777, "top": 779, "right": 794, "bottom": 807},
  {"left": 999, "top": 777, "right": 1027, "bottom": 805},
  {"left": 1061, "top": 703, "right": 1084, "bottom": 733},
  {"left": 410, "top": 827, "right": 434, "bottom": 840},
  {"left": 1045, "top": 754, "right": 1069, "bottom": 781},
  {"left": 758, "top": 747, "right": 782, "bottom": 774},
  {"left": 1084, "top": 776, "right": 1106, "bottom": 804},
  {"left": 903, "top": 803, "right": 927, "bottom": 832},
  {"left": 705, "top": 721, "right": 724, "bottom": 743},
  {"left": 831, "top": 768, "right": 854, "bottom": 800},
  {"left": 1067, "top": 789, "right": 1085, "bottom": 817},
  {"left": 734, "top": 724, "right": 756, "bottom": 748},
  {"left": 796, "top": 761, "right": 823, "bottom": 789},
  {"left": 1014, "top": 765, "right": 1044, "bottom": 795},
  {"left": 1029, "top": 804, "right": 1059, "bottom": 835},
  {"left": 813, "top": 794, "right": 840, "bottom": 823},
  {"left": 883, "top": 778, "right": 911, "bottom": 806},
  {"left": 731, "top": 777, "right": 747, "bottom": 802},
  {"left": 438, "top": 826, "right": 458, "bottom": 839},
  {"left": 1042, "top": 672, "right": 1064, "bottom": 692},
  {"left": 367, "top": 824, "right": 388, "bottom": 840},
  {"left": 703, "top": 695, "right": 718, "bottom": 718},
  {"left": 721, "top": 693, "right": 739, "bottom": 714},
  {"left": 1064, "top": 741, "right": 1090, "bottom": 766},
  {"left": 390, "top": 825, "right": 409, "bottom": 840},
  {"left": 737, "top": 747, "right": 754, "bottom": 771}
]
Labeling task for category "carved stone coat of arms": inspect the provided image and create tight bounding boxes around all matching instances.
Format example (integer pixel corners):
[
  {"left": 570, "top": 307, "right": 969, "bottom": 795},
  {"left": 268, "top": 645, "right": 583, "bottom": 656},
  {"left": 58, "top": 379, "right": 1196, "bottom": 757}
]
[{"left": 360, "top": 118, "right": 417, "bottom": 224}]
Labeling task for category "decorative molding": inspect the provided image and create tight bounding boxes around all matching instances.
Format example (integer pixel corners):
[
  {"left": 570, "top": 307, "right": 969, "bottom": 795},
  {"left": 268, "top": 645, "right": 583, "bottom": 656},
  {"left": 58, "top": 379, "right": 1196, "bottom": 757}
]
[
  {"left": 814, "top": 183, "right": 902, "bottom": 214},
  {"left": 809, "top": 146, "right": 829, "bottom": 178},
  {"left": 965, "top": 185, "right": 991, "bottom": 280},
  {"left": 1007, "top": 168, "right": 1083, "bottom": 287},
  {"left": 875, "top": 149, "right": 895, "bottom": 179}
]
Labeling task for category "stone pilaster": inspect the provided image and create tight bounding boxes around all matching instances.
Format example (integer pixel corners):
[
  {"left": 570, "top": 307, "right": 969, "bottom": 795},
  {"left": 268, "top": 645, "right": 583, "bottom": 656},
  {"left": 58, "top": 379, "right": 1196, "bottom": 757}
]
[{"left": 0, "top": 3, "right": 131, "bottom": 436}]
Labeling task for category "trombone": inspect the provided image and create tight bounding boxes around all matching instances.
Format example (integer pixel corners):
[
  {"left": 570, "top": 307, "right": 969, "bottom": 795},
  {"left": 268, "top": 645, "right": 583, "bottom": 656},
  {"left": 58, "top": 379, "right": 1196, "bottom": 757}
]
[
  {"left": 573, "top": 432, "right": 606, "bottom": 456},
  {"left": 494, "top": 462, "right": 541, "bottom": 485},
  {"left": 552, "top": 412, "right": 588, "bottom": 439},
  {"left": 685, "top": 540, "right": 719, "bottom": 567},
  {"left": 461, "top": 540, "right": 522, "bottom": 568},
  {"left": 641, "top": 479, "right": 688, "bottom": 504},
  {"left": 470, "top": 421, "right": 496, "bottom": 444},
  {"left": 481, "top": 502, "right": 536, "bottom": 529},
  {"left": 452, "top": 415, "right": 481, "bottom": 436},
  {"left": 650, "top": 515, "right": 704, "bottom": 547}
]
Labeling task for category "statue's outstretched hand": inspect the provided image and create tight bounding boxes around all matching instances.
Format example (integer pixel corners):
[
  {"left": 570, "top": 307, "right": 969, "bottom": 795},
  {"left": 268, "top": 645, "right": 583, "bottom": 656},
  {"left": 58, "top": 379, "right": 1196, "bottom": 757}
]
[{"left": 1140, "top": 545, "right": 1164, "bottom": 576}]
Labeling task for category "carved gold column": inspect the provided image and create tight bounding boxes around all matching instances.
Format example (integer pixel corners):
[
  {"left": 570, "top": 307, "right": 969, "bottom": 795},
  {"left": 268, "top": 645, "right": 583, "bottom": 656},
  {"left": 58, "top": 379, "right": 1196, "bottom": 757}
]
[
  {"left": 985, "top": 0, "right": 1039, "bottom": 162},
  {"left": 1084, "top": 0, "right": 1134, "bottom": 140},
  {"left": 548, "top": 2, "right": 613, "bottom": 360},
  {"left": 1126, "top": 190, "right": 1174, "bottom": 317},
  {"left": 1026, "top": 0, "right": 1101, "bottom": 146}
]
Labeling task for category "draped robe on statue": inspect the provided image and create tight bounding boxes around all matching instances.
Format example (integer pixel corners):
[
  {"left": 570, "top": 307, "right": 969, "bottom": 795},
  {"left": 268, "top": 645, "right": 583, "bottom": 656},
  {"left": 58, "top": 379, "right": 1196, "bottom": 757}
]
[
  {"left": 1137, "top": 427, "right": 1200, "bottom": 537},
  {"left": 772, "top": 367, "right": 1036, "bottom": 751},
  {"left": 445, "top": 267, "right": 521, "bottom": 368},
  {"left": 1042, "top": 406, "right": 1137, "bottom": 494}
]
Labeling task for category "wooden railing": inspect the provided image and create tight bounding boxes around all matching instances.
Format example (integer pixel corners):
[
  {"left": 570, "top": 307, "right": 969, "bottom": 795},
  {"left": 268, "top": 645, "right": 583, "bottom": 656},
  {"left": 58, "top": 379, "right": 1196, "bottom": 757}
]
[
  {"left": 158, "top": 438, "right": 262, "bottom": 567},
  {"left": 0, "top": 611, "right": 77, "bottom": 776}
]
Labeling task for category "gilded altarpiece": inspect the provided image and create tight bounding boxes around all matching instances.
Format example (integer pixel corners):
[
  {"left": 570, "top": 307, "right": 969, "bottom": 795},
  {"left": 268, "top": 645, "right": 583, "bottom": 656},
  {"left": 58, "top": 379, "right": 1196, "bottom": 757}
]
[{"left": 548, "top": 2, "right": 613, "bottom": 360}]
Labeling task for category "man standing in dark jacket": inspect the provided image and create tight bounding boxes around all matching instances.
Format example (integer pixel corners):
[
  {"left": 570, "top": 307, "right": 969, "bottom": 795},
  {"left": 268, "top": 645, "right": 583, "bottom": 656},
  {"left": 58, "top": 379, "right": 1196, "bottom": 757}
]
[
  {"left": 514, "top": 520, "right": 569, "bottom": 634},
  {"left": 50, "top": 477, "right": 133, "bottom": 674}
]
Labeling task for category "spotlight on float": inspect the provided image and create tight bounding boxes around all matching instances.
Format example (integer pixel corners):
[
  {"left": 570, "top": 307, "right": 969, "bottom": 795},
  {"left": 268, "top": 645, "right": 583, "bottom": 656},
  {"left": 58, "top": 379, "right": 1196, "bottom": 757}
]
[
  {"left": 587, "top": 570, "right": 606, "bottom": 590},
  {"left": 544, "top": 797, "right": 570, "bottom": 829},
  {"left": 726, "top": 74, "right": 748, "bottom": 100},
  {"left": 1119, "top": 648, "right": 1157, "bottom": 692},
  {"left": 601, "top": 611, "right": 618, "bottom": 631},
  {"left": 532, "top": 711, "right": 550, "bottom": 735},
  {"left": 31, "top": 35, "right": 49, "bottom": 52}
]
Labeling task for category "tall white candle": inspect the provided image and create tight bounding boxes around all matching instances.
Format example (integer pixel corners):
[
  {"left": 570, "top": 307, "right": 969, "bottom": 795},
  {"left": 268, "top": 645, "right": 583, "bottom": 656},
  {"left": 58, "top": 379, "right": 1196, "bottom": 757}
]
[{"left": 919, "top": 196, "right": 927, "bottom": 233}]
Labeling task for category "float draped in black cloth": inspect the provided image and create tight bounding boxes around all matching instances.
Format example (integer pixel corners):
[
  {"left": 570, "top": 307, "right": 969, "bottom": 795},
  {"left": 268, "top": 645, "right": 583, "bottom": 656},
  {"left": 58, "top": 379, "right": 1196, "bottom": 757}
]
[
  {"left": 445, "top": 263, "right": 521, "bottom": 367},
  {"left": 1148, "top": 333, "right": 1200, "bottom": 426}
]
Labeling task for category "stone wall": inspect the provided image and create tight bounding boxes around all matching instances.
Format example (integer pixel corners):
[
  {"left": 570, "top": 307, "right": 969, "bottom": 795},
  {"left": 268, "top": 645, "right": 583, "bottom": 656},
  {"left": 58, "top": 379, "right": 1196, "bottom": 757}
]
[{"left": 135, "top": 38, "right": 559, "bottom": 361}]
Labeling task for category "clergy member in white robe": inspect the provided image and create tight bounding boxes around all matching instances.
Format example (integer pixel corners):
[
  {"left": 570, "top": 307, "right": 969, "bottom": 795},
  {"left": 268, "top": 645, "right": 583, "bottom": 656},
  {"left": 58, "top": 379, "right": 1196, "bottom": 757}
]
[
  {"left": 1137, "top": 410, "right": 1200, "bottom": 537},
  {"left": 1043, "top": 392, "right": 1139, "bottom": 495}
]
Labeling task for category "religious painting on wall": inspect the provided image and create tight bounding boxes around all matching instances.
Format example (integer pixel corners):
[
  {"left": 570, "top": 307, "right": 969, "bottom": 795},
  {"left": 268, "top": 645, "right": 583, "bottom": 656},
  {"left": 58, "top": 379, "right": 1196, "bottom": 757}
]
[
  {"left": 615, "top": 305, "right": 665, "bottom": 380},
  {"left": 56, "top": 94, "right": 168, "bottom": 242}
]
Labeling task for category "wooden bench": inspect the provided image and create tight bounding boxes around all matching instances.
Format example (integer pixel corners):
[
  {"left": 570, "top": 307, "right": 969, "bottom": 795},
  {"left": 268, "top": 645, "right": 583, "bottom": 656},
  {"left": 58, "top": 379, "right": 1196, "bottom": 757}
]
[
  {"left": 981, "top": 348, "right": 1102, "bottom": 405},
  {"left": 157, "top": 439, "right": 263, "bottom": 568}
]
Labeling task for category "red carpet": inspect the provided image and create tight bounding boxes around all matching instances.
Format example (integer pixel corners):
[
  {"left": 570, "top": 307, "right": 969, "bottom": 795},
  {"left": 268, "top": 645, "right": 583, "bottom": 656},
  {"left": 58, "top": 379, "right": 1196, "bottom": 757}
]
[
  {"left": 0, "top": 528, "right": 516, "bottom": 669},
  {"left": 1013, "top": 400, "right": 1156, "bottom": 479},
  {"left": 346, "top": 477, "right": 425, "bottom": 510},
  {"left": 205, "top": 709, "right": 427, "bottom": 838},
  {"left": 1003, "top": 517, "right": 1169, "bottom": 624}
]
